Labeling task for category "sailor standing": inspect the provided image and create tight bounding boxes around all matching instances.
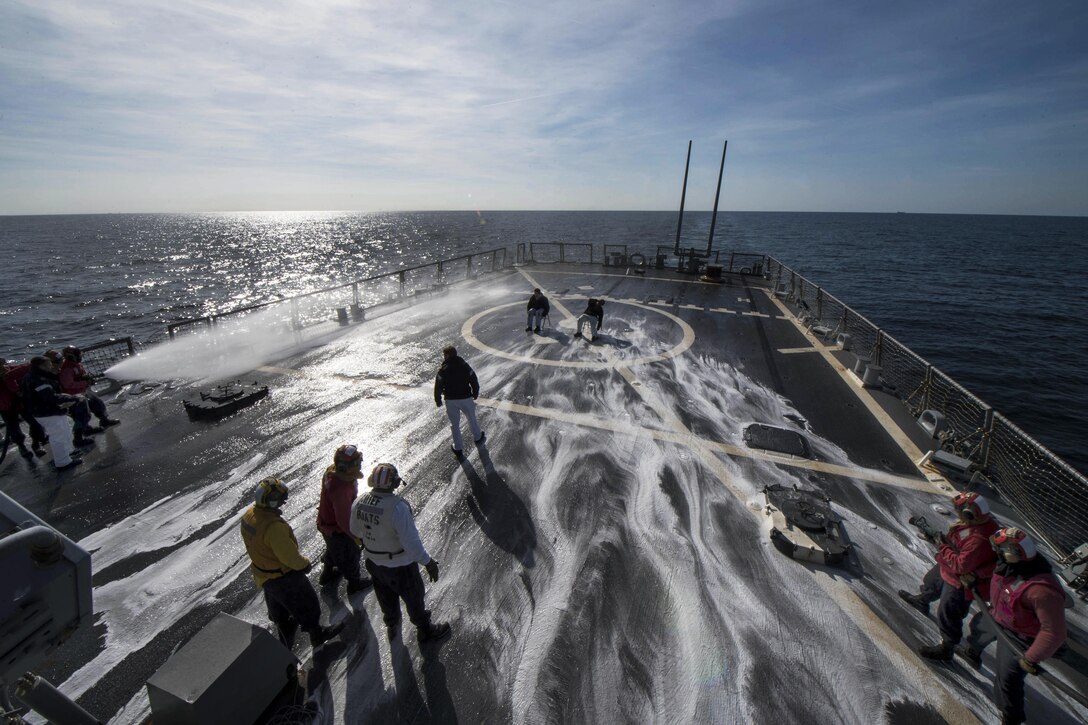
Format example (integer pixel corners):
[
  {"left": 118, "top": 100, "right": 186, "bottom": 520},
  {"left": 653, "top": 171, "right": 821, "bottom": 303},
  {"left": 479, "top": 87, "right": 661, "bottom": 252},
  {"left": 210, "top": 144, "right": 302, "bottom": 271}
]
[
  {"left": 434, "top": 345, "right": 483, "bottom": 461},
  {"left": 350, "top": 463, "right": 451, "bottom": 644},
  {"left": 915, "top": 492, "right": 1000, "bottom": 661},
  {"left": 240, "top": 477, "right": 344, "bottom": 648},
  {"left": 986, "top": 527, "right": 1068, "bottom": 725},
  {"left": 316, "top": 444, "right": 373, "bottom": 594}
]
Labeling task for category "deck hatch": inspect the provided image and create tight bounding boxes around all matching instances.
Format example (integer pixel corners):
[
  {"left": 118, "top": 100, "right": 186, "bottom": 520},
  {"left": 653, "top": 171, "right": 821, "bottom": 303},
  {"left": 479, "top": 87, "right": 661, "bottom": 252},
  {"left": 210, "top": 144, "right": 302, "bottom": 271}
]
[{"left": 743, "top": 424, "right": 811, "bottom": 458}]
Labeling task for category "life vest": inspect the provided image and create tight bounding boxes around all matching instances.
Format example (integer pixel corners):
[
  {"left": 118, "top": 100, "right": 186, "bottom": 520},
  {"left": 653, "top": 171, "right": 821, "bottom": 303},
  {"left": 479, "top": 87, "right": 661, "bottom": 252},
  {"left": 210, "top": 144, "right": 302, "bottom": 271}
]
[
  {"left": 316, "top": 466, "right": 358, "bottom": 536},
  {"left": 353, "top": 490, "right": 407, "bottom": 561},
  {"left": 990, "top": 571, "right": 1064, "bottom": 638},
  {"left": 240, "top": 505, "right": 298, "bottom": 588},
  {"left": 937, "top": 518, "right": 999, "bottom": 589}
]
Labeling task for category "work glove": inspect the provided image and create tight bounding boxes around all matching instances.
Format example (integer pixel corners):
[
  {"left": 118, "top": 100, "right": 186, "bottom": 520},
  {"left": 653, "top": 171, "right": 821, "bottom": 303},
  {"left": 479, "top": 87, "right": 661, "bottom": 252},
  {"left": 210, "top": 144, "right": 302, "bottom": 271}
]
[
  {"left": 959, "top": 573, "right": 977, "bottom": 589},
  {"left": 1019, "top": 658, "right": 1040, "bottom": 675},
  {"left": 424, "top": 559, "right": 440, "bottom": 582},
  {"left": 301, "top": 561, "right": 313, "bottom": 575},
  {"left": 436, "top": 401, "right": 442, "bottom": 408}
]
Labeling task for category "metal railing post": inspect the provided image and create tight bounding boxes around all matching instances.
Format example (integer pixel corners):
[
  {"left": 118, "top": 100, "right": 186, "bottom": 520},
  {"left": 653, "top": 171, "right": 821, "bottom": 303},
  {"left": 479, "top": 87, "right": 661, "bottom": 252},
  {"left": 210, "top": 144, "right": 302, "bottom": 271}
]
[
  {"left": 816, "top": 287, "right": 824, "bottom": 321},
  {"left": 923, "top": 365, "right": 933, "bottom": 411},
  {"left": 437, "top": 260, "right": 445, "bottom": 284},
  {"left": 399, "top": 271, "right": 406, "bottom": 298},
  {"left": 560, "top": 243, "right": 566, "bottom": 263},
  {"left": 352, "top": 282, "right": 359, "bottom": 307},
  {"left": 873, "top": 329, "right": 884, "bottom": 366},
  {"left": 290, "top": 299, "right": 300, "bottom": 330},
  {"left": 980, "top": 408, "right": 995, "bottom": 468}
]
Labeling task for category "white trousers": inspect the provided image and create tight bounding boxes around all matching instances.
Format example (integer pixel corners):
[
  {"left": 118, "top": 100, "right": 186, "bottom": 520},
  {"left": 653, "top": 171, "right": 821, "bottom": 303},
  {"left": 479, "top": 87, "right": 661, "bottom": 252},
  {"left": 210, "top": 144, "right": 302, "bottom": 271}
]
[
  {"left": 445, "top": 398, "right": 481, "bottom": 452},
  {"left": 37, "top": 415, "right": 75, "bottom": 467}
]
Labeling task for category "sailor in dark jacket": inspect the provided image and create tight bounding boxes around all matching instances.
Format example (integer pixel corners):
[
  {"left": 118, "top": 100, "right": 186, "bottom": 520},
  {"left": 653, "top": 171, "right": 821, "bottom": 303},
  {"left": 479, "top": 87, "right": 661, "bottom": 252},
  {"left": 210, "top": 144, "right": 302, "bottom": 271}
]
[
  {"left": 525, "top": 288, "right": 550, "bottom": 333},
  {"left": 574, "top": 298, "right": 605, "bottom": 340},
  {"left": 434, "top": 346, "right": 482, "bottom": 460},
  {"left": 21, "top": 356, "right": 88, "bottom": 470}
]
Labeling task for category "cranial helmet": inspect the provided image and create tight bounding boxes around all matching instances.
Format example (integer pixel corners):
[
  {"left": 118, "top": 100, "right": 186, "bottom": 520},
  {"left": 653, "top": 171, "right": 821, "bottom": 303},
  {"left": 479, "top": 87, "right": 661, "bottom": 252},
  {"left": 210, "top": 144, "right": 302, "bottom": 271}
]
[
  {"left": 334, "top": 444, "right": 363, "bottom": 474},
  {"left": 990, "top": 527, "right": 1038, "bottom": 562},
  {"left": 62, "top": 346, "right": 82, "bottom": 362},
  {"left": 952, "top": 491, "right": 990, "bottom": 520},
  {"left": 44, "top": 350, "right": 62, "bottom": 364},
  {"left": 368, "top": 463, "right": 401, "bottom": 490},
  {"left": 254, "top": 477, "right": 289, "bottom": 509}
]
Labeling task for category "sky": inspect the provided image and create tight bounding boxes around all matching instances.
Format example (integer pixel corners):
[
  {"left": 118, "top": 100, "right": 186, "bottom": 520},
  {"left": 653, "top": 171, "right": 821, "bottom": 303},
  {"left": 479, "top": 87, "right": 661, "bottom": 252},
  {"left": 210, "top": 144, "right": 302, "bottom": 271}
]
[{"left": 1, "top": 0, "right": 1086, "bottom": 216}]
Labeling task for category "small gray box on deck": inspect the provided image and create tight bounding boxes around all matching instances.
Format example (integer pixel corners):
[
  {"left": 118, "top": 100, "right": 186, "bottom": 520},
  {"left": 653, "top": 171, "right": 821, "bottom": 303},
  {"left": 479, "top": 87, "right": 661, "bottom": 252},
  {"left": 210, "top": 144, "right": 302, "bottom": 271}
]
[{"left": 146, "top": 613, "right": 297, "bottom": 725}]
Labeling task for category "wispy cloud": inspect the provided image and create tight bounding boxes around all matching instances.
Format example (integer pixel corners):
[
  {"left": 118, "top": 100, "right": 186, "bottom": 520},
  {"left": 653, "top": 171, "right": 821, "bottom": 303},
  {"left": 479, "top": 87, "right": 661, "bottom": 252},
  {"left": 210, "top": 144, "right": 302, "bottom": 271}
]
[{"left": 1, "top": 0, "right": 1086, "bottom": 214}]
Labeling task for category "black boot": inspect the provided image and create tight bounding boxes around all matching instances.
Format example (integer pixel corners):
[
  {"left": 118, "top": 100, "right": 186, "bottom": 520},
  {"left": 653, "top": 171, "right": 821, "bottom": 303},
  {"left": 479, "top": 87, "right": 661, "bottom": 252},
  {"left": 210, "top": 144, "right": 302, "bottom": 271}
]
[
  {"left": 17, "top": 444, "right": 33, "bottom": 459},
  {"left": 346, "top": 577, "right": 373, "bottom": 595},
  {"left": 451, "top": 446, "right": 464, "bottom": 461},
  {"left": 308, "top": 621, "right": 345, "bottom": 648},
  {"left": 417, "top": 621, "right": 452, "bottom": 644},
  {"left": 386, "top": 622, "right": 401, "bottom": 640},
  {"left": 31, "top": 441, "right": 47, "bottom": 457},
  {"left": 897, "top": 590, "right": 931, "bottom": 615},
  {"left": 954, "top": 644, "right": 982, "bottom": 670},
  {"left": 99, "top": 417, "right": 121, "bottom": 427},
  {"left": 918, "top": 640, "right": 954, "bottom": 660},
  {"left": 318, "top": 566, "right": 342, "bottom": 586}
]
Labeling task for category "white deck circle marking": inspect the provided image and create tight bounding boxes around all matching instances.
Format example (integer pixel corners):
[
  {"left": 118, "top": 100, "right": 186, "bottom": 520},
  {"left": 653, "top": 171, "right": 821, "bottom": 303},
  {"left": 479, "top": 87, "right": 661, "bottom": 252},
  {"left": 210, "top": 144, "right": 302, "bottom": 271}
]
[{"left": 462, "top": 298, "right": 695, "bottom": 369}]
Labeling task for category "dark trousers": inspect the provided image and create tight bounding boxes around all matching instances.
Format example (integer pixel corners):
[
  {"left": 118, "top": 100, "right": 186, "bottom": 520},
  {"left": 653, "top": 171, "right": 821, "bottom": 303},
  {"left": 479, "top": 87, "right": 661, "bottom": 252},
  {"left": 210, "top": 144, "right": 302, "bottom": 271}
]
[
  {"left": 84, "top": 391, "right": 108, "bottom": 421},
  {"left": 261, "top": 570, "right": 321, "bottom": 633},
  {"left": 321, "top": 531, "right": 364, "bottom": 584},
  {"left": 994, "top": 633, "right": 1030, "bottom": 724},
  {"left": 937, "top": 582, "right": 972, "bottom": 644},
  {"left": 1, "top": 408, "right": 46, "bottom": 446},
  {"left": 68, "top": 399, "right": 92, "bottom": 433},
  {"left": 365, "top": 558, "right": 431, "bottom": 629},
  {"left": 918, "top": 564, "right": 943, "bottom": 603}
]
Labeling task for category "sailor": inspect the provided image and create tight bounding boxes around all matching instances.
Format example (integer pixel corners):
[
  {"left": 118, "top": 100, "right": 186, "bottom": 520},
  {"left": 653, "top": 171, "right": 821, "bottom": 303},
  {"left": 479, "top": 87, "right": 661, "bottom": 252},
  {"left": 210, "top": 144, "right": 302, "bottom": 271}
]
[
  {"left": 573, "top": 298, "right": 604, "bottom": 340},
  {"left": 986, "top": 527, "right": 1067, "bottom": 725},
  {"left": 434, "top": 345, "right": 483, "bottom": 461},
  {"left": 915, "top": 492, "right": 1001, "bottom": 661},
  {"left": 41, "top": 349, "right": 96, "bottom": 444},
  {"left": 0, "top": 359, "right": 48, "bottom": 459},
  {"left": 240, "top": 477, "right": 344, "bottom": 648},
  {"left": 525, "top": 288, "right": 550, "bottom": 333},
  {"left": 58, "top": 346, "right": 120, "bottom": 429},
  {"left": 20, "top": 356, "right": 88, "bottom": 471},
  {"left": 350, "top": 463, "right": 451, "bottom": 644},
  {"left": 316, "top": 444, "right": 373, "bottom": 594}
]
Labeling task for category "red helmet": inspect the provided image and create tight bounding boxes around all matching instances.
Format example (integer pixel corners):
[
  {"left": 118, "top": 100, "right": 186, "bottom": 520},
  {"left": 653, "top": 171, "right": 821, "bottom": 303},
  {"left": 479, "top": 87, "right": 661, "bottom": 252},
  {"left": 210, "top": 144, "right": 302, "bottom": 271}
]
[
  {"left": 991, "top": 527, "right": 1038, "bottom": 562},
  {"left": 952, "top": 491, "right": 990, "bottom": 520},
  {"left": 333, "top": 444, "right": 363, "bottom": 474}
]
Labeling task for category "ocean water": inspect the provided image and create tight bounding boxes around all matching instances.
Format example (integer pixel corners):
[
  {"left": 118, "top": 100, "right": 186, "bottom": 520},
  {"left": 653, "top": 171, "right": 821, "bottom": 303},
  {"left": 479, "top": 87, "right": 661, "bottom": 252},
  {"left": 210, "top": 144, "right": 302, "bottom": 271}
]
[{"left": 2, "top": 211, "right": 1086, "bottom": 472}]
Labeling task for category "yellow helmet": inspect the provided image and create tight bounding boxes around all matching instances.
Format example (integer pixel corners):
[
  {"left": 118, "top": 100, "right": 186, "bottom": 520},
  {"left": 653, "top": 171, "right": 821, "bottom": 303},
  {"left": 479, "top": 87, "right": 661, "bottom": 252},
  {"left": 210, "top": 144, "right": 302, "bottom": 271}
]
[{"left": 254, "top": 477, "right": 289, "bottom": 508}]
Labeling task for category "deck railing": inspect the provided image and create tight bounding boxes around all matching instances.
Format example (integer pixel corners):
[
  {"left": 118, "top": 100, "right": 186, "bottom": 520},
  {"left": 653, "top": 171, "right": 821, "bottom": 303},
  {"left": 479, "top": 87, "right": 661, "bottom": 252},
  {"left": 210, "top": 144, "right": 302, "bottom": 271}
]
[
  {"left": 764, "top": 256, "right": 1088, "bottom": 561},
  {"left": 166, "top": 247, "right": 508, "bottom": 340}
]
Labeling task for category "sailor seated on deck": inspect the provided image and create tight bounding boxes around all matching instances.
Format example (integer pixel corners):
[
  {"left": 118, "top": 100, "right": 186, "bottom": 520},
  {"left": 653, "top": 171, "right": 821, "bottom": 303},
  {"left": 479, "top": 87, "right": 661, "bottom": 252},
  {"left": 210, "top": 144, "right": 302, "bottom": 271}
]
[
  {"left": 573, "top": 298, "right": 604, "bottom": 340},
  {"left": 906, "top": 492, "right": 1001, "bottom": 664},
  {"left": 525, "top": 288, "right": 550, "bottom": 333}
]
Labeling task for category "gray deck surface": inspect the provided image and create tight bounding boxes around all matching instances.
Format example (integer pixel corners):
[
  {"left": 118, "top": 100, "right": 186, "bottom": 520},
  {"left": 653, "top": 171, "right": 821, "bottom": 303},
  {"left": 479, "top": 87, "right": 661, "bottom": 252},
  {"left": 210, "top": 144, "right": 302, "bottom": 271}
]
[{"left": 2, "top": 263, "right": 1085, "bottom": 725}]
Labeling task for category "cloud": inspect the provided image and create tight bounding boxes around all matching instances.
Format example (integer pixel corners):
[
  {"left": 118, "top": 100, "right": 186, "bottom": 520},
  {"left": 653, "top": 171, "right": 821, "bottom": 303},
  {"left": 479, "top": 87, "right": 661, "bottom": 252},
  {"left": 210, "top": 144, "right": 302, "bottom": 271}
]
[{"left": 1, "top": 0, "right": 1086, "bottom": 215}]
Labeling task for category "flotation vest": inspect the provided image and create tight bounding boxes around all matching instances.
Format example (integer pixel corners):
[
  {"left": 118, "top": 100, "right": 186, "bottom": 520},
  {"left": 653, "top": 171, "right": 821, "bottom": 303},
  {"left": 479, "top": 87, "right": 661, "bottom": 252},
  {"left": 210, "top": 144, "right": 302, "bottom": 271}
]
[
  {"left": 937, "top": 518, "right": 999, "bottom": 588},
  {"left": 316, "top": 466, "right": 358, "bottom": 536},
  {"left": 991, "top": 571, "right": 1064, "bottom": 638},
  {"left": 240, "top": 505, "right": 302, "bottom": 588},
  {"left": 353, "top": 490, "right": 407, "bottom": 561}
]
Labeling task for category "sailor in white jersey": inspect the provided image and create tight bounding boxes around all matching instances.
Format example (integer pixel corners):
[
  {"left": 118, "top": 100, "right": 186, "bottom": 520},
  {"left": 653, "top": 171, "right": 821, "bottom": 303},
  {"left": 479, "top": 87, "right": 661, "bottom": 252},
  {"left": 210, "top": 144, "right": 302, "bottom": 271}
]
[{"left": 350, "top": 463, "right": 452, "bottom": 644}]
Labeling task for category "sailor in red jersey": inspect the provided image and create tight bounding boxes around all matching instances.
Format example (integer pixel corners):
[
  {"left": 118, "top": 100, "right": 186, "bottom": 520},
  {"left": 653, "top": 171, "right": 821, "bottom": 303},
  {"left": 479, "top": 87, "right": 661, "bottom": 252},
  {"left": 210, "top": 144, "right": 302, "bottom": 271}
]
[
  {"left": 58, "top": 346, "right": 120, "bottom": 429},
  {"left": 315, "top": 444, "right": 373, "bottom": 595},
  {"left": 917, "top": 492, "right": 1000, "bottom": 661},
  {"left": 0, "top": 359, "right": 48, "bottom": 458},
  {"left": 987, "top": 527, "right": 1068, "bottom": 725}
]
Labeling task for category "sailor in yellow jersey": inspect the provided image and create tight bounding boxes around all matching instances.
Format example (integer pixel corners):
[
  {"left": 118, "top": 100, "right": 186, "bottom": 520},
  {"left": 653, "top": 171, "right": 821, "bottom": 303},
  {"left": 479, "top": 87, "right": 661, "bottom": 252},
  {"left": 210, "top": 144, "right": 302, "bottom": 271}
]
[{"left": 240, "top": 477, "right": 344, "bottom": 647}]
